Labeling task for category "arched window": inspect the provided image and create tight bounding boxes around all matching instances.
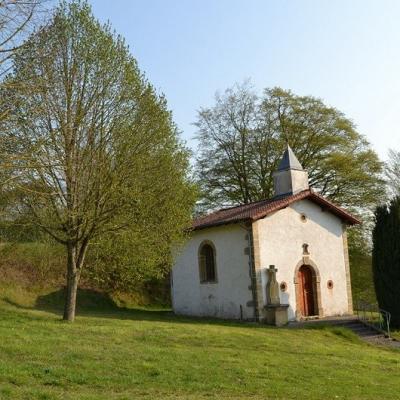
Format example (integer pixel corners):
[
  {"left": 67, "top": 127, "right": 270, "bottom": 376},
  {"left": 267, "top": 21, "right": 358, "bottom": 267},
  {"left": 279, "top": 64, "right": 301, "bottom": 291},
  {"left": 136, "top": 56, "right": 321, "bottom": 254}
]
[{"left": 199, "top": 242, "right": 217, "bottom": 283}]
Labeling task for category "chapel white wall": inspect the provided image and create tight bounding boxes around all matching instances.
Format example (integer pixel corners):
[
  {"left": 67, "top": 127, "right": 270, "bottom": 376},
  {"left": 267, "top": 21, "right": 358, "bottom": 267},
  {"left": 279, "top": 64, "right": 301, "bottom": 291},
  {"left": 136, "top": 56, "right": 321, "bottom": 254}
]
[
  {"left": 254, "top": 199, "right": 350, "bottom": 321},
  {"left": 171, "top": 224, "right": 254, "bottom": 320}
]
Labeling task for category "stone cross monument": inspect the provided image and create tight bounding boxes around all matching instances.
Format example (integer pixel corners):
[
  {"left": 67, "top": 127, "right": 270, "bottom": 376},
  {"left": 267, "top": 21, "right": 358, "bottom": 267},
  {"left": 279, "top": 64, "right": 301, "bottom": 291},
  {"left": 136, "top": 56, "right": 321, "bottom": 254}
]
[
  {"left": 266, "top": 265, "right": 280, "bottom": 305},
  {"left": 264, "top": 265, "right": 289, "bottom": 326}
]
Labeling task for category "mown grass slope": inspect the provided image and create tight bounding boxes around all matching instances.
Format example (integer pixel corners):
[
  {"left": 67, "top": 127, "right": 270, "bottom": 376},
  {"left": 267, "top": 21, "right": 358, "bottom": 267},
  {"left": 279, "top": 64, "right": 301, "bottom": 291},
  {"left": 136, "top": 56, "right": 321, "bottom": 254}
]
[{"left": 0, "top": 287, "right": 399, "bottom": 400}]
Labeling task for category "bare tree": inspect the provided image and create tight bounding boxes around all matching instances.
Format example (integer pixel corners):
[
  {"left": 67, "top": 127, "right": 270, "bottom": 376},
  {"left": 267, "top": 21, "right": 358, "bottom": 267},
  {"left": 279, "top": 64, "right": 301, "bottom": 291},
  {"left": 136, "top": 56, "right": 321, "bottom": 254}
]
[{"left": 0, "top": 0, "right": 47, "bottom": 75}]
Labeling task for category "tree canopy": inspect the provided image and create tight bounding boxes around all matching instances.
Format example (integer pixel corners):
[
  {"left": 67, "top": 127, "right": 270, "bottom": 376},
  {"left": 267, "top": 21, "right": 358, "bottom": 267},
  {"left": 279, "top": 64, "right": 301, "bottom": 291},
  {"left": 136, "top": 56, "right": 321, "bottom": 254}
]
[
  {"left": 195, "top": 83, "right": 384, "bottom": 215},
  {"left": 0, "top": 0, "right": 196, "bottom": 321}
]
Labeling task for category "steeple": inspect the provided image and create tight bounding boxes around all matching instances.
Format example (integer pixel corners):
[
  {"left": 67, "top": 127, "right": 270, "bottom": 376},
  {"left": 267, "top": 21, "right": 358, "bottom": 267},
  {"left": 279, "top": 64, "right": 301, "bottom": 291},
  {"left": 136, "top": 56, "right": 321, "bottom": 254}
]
[
  {"left": 273, "top": 145, "right": 309, "bottom": 197},
  {"left": 277, "top": 145, "right": 304, "bottom": 171}
]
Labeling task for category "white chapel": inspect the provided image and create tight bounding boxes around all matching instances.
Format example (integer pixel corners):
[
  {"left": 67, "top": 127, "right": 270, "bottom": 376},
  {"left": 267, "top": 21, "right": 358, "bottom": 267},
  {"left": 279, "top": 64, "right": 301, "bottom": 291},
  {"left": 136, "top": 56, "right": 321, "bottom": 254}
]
[{"left": 171, "top": 146, "right": 359, "bottom": 323}]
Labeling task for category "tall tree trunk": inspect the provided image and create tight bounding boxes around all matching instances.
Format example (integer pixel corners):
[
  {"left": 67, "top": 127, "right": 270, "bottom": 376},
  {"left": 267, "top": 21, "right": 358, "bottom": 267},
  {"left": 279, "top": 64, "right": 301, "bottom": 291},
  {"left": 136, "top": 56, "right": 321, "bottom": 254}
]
[
  {"left": 63, "top": 244, "right": 80, "bottom": 322},
  {"left": 63, "top": 240, "right": 89, "bottom": 322}
]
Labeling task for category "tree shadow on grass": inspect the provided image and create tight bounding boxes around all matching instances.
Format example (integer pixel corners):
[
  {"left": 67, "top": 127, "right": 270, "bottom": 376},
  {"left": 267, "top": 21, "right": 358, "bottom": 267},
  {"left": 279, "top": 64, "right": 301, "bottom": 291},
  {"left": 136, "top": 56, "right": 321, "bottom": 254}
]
[
  {"left": 2, "top": 287, "right": 262, "bottom": 329},
  {"left": 39, "top": 288, "right": 176, "bottom": 322},
  {"left": 2, "top": 288, "right": 169, "bottom": 321}
]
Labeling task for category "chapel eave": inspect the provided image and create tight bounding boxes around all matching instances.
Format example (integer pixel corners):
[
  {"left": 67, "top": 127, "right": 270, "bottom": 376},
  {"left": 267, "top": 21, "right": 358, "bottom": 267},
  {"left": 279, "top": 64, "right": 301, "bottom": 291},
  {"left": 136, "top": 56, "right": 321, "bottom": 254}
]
[{"left": 191, "top": 189, "right": 360, "bottom": 231}]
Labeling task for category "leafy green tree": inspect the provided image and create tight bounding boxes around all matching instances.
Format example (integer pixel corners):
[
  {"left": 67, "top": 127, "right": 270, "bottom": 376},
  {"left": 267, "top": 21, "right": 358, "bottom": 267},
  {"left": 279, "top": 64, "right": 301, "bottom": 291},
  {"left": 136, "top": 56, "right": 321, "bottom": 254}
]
[
  {"left": 372, "top": 198, "right": 400, "bottom": 328},
  {"left": 0, "top": 1, "right": 195, "bottom": 321},
  {"left": 195, "top": 83, "right": 384, "bottom": 213}
]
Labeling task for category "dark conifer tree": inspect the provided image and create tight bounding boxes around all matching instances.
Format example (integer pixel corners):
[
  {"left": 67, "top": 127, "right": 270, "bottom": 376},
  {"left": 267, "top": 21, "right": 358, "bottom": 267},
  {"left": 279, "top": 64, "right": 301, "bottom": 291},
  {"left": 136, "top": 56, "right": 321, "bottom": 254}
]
[{"left": 372, "top": 197, "right": 400, "bottom": 328}]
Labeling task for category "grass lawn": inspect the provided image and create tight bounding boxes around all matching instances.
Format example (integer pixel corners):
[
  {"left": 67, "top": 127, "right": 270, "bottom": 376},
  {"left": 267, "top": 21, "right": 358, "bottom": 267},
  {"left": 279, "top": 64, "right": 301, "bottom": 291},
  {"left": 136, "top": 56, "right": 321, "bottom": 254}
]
[{"left": 0, "top": 288, "right": 399, "bottom": 400}]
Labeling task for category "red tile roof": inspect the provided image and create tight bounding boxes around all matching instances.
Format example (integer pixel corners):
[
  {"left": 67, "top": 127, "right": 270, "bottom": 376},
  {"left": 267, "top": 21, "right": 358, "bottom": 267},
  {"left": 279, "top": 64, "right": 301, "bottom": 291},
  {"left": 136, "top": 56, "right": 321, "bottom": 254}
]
[{"left": 192, "top": 189, "right": 360, "bottom": 230}]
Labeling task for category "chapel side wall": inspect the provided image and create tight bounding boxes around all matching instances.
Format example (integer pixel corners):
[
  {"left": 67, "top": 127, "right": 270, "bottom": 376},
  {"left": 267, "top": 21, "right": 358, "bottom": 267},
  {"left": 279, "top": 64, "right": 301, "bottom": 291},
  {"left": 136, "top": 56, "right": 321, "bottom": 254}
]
[
  {"left": 254, "top": 199, "right": 351, "bottom": 321},
  {"left": 171, "top": 224, "right": 254, "bottom": 320}
]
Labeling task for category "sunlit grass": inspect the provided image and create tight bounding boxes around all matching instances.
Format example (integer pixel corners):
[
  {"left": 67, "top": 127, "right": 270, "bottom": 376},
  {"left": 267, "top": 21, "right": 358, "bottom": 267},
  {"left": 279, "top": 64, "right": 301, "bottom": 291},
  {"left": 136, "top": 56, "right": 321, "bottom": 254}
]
[{"left": 0, "top": 287, "right": 399, "bottom": 400}]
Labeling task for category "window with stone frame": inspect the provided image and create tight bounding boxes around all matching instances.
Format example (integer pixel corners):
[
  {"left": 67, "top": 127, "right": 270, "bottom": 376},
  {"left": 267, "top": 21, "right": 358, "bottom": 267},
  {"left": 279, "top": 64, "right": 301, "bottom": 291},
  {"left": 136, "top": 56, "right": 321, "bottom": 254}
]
[{"left": 199, "top": 242, "right": 217, "bottom": 283}]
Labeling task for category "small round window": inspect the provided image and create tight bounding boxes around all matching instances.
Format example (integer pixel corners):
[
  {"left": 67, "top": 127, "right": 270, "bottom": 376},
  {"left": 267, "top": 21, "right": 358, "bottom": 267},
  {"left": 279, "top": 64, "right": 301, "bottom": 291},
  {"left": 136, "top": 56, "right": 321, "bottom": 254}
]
[{"left": 327, "top": 280, "right": 334, "bottom": 289}]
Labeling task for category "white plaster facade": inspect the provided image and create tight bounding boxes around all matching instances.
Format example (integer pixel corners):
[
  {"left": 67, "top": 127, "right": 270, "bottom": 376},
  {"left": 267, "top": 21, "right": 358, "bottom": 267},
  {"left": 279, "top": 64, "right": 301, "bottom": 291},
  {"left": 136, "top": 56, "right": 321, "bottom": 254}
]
[
  {"left": 171, "top": 199, "right": 352, "bottom": 322},
  {"left": 171, "top": 146, "right": 355, "bottom": 322},
  {"left": 254, "top": 199, "right": 350, "bottom": 321},
  {"left": 171, "top": 224, "right": 254, "bottom": 320}
]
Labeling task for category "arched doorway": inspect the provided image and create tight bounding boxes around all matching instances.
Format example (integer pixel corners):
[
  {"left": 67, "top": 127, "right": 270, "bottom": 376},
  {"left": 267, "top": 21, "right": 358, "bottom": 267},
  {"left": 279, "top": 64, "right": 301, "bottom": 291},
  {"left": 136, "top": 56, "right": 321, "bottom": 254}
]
[{"left": 297, "top": 265, "right": 316, "bottom": 317}]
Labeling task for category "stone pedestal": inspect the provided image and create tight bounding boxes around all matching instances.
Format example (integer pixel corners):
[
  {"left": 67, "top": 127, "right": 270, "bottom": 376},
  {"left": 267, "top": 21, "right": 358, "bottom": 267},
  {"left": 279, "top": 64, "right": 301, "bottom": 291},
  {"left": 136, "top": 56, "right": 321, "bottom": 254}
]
[{"left": 264, "top": 304, "right": 289, "bottom": 327}]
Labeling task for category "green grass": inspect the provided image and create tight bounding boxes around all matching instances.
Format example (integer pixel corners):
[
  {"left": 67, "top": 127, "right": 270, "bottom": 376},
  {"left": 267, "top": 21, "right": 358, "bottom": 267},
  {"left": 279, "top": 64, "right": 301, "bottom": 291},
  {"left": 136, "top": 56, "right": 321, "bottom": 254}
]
[{"left": 0, "top": 288, "right": 399, "bottom": 399}]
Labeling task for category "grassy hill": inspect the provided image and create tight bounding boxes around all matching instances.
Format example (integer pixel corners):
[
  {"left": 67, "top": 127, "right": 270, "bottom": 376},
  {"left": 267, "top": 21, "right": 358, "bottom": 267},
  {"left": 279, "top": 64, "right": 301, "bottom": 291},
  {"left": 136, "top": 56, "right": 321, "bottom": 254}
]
[
  {"left": 0, "top": 289, "right": 399, "bottom": 400},
  {"left": 0, "top": 242, "right": 171, "bottom": 307}
]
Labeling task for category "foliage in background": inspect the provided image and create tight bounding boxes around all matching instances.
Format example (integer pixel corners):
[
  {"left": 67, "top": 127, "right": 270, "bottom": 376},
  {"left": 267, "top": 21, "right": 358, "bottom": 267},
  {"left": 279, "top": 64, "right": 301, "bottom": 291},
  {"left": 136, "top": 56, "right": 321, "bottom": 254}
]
[
  {"left": 0, "top": 0, "right": 196, "bottom": 321},
  {"left": 195, "top": 82, "right": 384, "bottom": 213},
  {"left": 372, "top": 197, "right": 400, "bottom": 327},
  {"left": 0, "top": 242, "right": 171, "bottom": 306},
  {"left": 0, "top": 242, "right": 65, "bottom": 288},
  {"left": 349, "top": 250, "right": 376, "bottom": 304},
  {"left": 386, "top": 148, "right": 400, "bottom": 198}
]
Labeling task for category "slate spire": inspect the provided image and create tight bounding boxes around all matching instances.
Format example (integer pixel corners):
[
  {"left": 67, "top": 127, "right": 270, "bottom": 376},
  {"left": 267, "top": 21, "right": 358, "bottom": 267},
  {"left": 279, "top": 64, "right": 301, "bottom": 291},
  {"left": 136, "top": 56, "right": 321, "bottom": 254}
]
[
  {"left": 277, "top": 145, "right": 304, "bottom": 171},
  {"left": 273, "top": 146, "right": 309, "bottom": 197}
]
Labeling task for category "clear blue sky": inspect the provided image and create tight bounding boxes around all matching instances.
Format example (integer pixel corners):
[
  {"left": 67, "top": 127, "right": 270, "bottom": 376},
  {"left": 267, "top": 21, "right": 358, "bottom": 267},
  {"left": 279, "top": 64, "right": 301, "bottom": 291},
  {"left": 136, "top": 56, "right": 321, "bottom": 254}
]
[{"left": 89, "top": 0, "right": 400, "bottom": 160}]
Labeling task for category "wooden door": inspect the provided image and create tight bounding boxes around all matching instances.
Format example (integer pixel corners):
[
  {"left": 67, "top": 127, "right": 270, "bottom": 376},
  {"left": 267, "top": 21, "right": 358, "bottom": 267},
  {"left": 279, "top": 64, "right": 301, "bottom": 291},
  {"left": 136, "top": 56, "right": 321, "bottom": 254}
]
[{"left": 298, "top": 265, "right": 315, "bottom": 317}]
